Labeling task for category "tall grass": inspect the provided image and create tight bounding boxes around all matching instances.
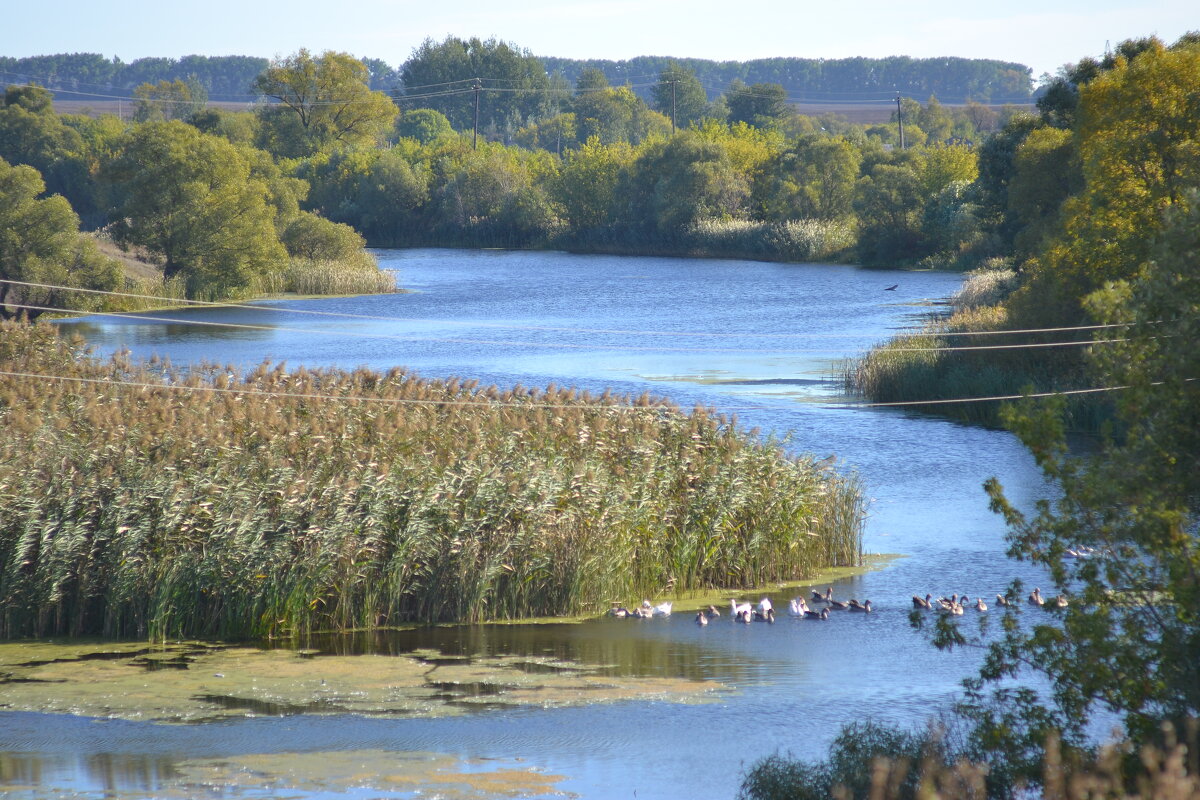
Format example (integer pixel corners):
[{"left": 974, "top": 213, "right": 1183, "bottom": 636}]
[
  {"left": 250, "top": 257, "right": 397, "bottom": 297},
  {"left": 843, "top": 265, "right": 1109, "bottom": 428},
  {"left": 683, "top": 219, "right": 855, "bottom": 262},
  {"left": 0, "top": 321, "right": 863, "bottom": 640}
]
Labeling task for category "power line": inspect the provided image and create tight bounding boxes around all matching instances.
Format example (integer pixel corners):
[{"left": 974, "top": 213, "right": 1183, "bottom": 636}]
[
  {"left": 0, "top": 279, "right": 1134, "bottom": 341},
  {"left": 4, "top": 301, "right": 1130, "bottom": 356}
]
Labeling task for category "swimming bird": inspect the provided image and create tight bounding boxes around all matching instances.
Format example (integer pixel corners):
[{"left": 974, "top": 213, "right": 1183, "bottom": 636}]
[
  {"left": 1053, "top": 595, "right": 1068, "bottom": 608},
  {"left": 696, "top": 611, "right": 708, "bottom": 626},
  {"left": 848, "top": 599, "right": 873, "bottom": 613},
  {"left": 608, "top": 605, "right": 629, "bottom": 618},
  {"left": 811, "top": 587, "right": 833, "bottom": 604},
  {"left": 884, "top": 284, "right": 899, "bottom": 291},
  {"left": 829, "top": 598, "right": 850, "bottom": 610},
  {"left": 731, "top": 600, "right": 753, "bottom": 622},
  {"left": 975, "top": 597, "right": 988, "bottom": 612},
  {"left": 756, "top": 597, "right": 774, "bottom": 618},
  {"left": 804, "top": 608, "right": 830, "bottom": 620},
  {"left": 1028, "top": 588, "right": 1044, "bottom": 606},
  {"left": 995, "top": 593, "right": 1009, "bottom": 607},
  {"left": 913, "top": 594, "right": 933, "bottom": 610},
  {"left": 705, "top": 605, "right": 721, "bottom": 619},
  {"left": 788, "top": 597, "right": 809, "bottom": 617},
  {"left": 650, "top": 600, "right": 673, "bottom": 617}
]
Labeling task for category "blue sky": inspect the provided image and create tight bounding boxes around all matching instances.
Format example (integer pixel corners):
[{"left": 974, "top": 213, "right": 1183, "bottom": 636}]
[{"left": 3, "top": 0, "right": 1195, "bottom": 80}]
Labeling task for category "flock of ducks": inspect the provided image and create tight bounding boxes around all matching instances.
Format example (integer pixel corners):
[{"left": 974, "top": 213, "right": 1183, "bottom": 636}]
[
  {"left": 912, "top": 587, "right": 1068, "bottom": 615},
  {"left": 609, "top": 584, "right": 1069, "bottom": 625},
  {"left": 607, "top": 587, "right": 874, "bottom": 625}
]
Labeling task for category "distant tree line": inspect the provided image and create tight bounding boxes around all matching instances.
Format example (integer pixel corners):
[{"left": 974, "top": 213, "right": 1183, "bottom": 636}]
[{"left": 1, "top": 48, "right": 1029, "bottom": 108}]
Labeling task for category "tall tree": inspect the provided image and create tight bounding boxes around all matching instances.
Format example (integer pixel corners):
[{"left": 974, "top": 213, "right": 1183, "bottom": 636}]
[
  {"left": 133, "top": 78, "right": 207, "bottom": 123},
  {"left": 399, "top": 37, "right": 556, "bottom": 135},
  {"left": 725, "top": 80, "right": 789, "bottom": 127},
  {"left": 254, "top": 49, "right": 398, "bottom": 158},
  {"left": 650, "top": 63, "right": 708, "bottom": 129},
  {"left": 101, "top": 121, "right": 286, "bottom": 298},
  {"left": 0, "top": 158, "right": 121, "bottom": 320}
]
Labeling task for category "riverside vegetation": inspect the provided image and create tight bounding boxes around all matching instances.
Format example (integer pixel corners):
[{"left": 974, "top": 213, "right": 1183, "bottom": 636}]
[{"left": 0, "top": 321, "right": 864, "bottom": 639}]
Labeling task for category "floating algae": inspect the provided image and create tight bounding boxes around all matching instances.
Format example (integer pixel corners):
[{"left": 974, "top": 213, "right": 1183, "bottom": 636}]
[
  {"left": 175, "top": 750, "right": 570, "bottom": 799},
  {"left": 0, "top": 640, "right": 725, "bottom": 723}
]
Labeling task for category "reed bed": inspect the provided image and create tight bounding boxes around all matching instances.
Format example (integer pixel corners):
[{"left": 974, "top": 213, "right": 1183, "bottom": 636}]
[
  {"left": 684, "top": 219, "right": 855, "bottom": 262},
  {"left": 251, "top": 257, "right": 397, "bottom": 297},
  {"left": 843, "top": 299, "right": 1106, "bottom": 428},
  {"left": 0, "top": 321, "right": 863, "bottom": 640}
]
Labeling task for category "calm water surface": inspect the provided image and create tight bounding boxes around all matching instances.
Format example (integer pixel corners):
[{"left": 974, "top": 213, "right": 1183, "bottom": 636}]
[{"left": 6, "top": 250, "right": 1052, "bottom": 799}]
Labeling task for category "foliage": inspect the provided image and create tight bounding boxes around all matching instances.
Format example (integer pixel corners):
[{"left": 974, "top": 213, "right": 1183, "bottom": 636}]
[
  {"left": 650, "top": 63, "right": 708, "bottom": 129},
  {"left": 969, "top": 196, "right": 1200, "bottom": 761},
  {"left": 254, "top": 49, "right": 398, "bottom": 158},
  {"left": 755, "top": 135, "right": 861, "bottom": 221},
  {"left": 0, "top": 321, "right": 863, "bottom": 639},
  {"left": 132, "top": 78, "right": 207, "bottom": 123},
  {"left": 741, "top": 720, "right": 1200, "bottom": 800},
  {"left": 100, "top": 121, "right": 287, "bottom": 298},
  {"left": 726, "top": 80, "right": 789, "bottom": 128},
  {"left": 399, "top": 36, "right": 559, "bottom": 136},
  {"left": 0, "top": 158, "right": 122, "bottom": 319},
  {"left": 394, "top": 108, "right": 456, "bottom": 143}
]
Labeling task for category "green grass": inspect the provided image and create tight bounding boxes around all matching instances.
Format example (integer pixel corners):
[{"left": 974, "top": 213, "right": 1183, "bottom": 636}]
[{"left": 0, "top": 321, "right": 864, "bottom": 641}]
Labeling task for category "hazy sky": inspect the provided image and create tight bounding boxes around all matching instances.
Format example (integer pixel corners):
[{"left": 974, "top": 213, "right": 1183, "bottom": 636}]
[{"left": 3, "top": 0, "right": 1195, "bottom": 81}]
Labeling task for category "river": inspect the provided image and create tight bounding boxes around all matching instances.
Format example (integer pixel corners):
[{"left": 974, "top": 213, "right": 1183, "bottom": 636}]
[{"left": 3, "top": 249, "right": 1052, "bottom": 799}]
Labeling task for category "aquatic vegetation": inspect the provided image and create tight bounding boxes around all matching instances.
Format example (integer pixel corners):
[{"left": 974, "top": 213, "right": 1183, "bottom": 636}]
[
  {"left": 0, "top": 321, "right": 863, "bottom": 639},
  {"left": 0, "top": 640, "right": 723, "bottom": 723}
]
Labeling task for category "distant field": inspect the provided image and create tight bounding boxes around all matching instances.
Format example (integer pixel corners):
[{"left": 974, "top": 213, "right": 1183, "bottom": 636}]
[{"left": 53, "top": 98, "right": 1031, "bottom": 126}]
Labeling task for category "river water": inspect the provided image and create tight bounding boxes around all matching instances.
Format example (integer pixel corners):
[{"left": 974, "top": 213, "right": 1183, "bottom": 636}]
[{"left": 4, "top": 249, "right": 1053, "bottom": 799}]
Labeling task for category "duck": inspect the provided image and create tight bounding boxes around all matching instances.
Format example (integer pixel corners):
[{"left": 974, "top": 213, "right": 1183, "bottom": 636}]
[
  {"left": 995, "top": 593, "right": 1009, "bottom": 607},
  {"left": 755, "top": 597, "right": 774, "bottom": 619},
  {"left": 848, "top": 599, "right": 873, "bottom": 613},
  {"left": 759, "top": 608, "right": 776, "bottom": 623},
  {"left": 804, "top": 607, "right": 830, "bottom": 620},
  {"left": 1053, "top": 594, "right": 1068, "bottom": 608},
  {"left": 639, "top": 599, "right": 671, "bottom": 617},
  {"left": 1028, "top": 588, "right": 1044, "bottom": 606},
  {"left": 731, "top": 599, "right": 753, "bottom": 621},
  {"left": 811, "top": 587, "right": 834, "bottom": 604},
  {"left": 705, "top": 605, "right": 721, "bottom": 619},
  {"left": 829, "top": 598, "right": 850, "bottom": 610},
  {"left": 608, "top": 605, "right": 629, "bottom": 618},
  {"left": 975, "top": 597, "right": 988, "bottom": 612},
  {"left": 788, "top": 597, "right": 809, "bottom": 617},
  {"left": 912, "top": 594, "right": 933, "bottom": 610},
  {"left": 695, "top": 611, "right": 708, "bottom": 626}
]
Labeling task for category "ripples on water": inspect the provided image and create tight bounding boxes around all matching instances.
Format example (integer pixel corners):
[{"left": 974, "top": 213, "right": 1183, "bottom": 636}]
[{"left": 8, "top": 250, "right": 1057, "bottom": 799}]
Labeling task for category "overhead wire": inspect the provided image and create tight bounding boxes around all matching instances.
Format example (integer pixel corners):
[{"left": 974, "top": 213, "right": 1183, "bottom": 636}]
[
  {"left": 2, "top": 299, "right": 1131, "bottom": 355},
  {"left": 0, "top": 279, "right": 1135, "bottom": 340}
]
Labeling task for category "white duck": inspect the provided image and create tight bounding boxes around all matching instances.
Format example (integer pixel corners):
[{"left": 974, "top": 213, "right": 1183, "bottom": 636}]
[{"left": 788, "top": 597, "right": 809, "bottom": 617}]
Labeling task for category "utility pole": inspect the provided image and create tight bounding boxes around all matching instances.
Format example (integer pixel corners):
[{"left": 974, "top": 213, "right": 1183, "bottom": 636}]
[
  {"left": 473, "top": 79, "right": 481, "bottom": 150},
  {"left": 670, "top": 78, "right": 677, "bottom": 134},
  {"left": 895, "top": 93, "right": 906, "bottom": 150}
]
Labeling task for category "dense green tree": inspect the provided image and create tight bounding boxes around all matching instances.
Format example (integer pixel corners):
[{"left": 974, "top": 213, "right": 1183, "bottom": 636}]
[
  {"left": 854, "top": 162, "right": 926, "bottom": 264},
  {"left": 0, "top": 157, "right": 121, "bottom": 320},
  {"left": 621, "top": 132, "right": 750, "bottom": 234},
  {"left": 354, "top": 150, "right": 429, "bottom": 245},
  {"left": 916, "top": 96, "right": 954, "bottom": 144},
  {"left": 399, "top": 37, "right": 557, "bottom": 135},
  {"left": 279, "top": 210, "right": 370, "bottom": 264},
  {"left": 650, "top": 63, "right": 708, "bottom": 129},
  {"left": 1009, "top": 38, "right": 1200, "bottom": 327},
  {"left": 755, "top": 135, "right": 861, "bottom": 221},
  {"left": 101, "top": 121, "right": 286, "bottom": 298},
  {"left": 1007, "top": 127, "right": 1079, "bottom": 254},
  {"left": 133, "top": 78, "right": 207, "bottom": 122},
  {"left": 394, "top": 108, "right": 455, "bottom": 143},
  {"left": 0, "top": 85, "right": 93, "bottom": 219},
  {"left": 254, "top": 49, "right": 398, "bottom": 158},
  {"left": 725, "top": 80, "right": 789, "bottom": 127},
  {"left": 552, "top": 136, "right": 633, "bottom": 230},
  {"left": 433, "top": 144, "right": 558, "bottom": 246},
  {"left": 573, "top": 82, "right": 667, "bottom": 146},
  {"left": 187, "top": 108, "right": 258, "bottom": 145},
  {"left": 949, "top": 195, "right": 1200, "bottom": 776}
]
